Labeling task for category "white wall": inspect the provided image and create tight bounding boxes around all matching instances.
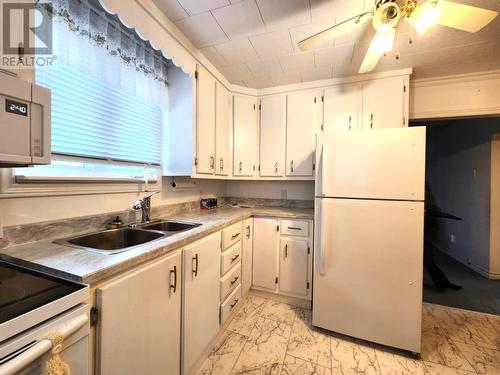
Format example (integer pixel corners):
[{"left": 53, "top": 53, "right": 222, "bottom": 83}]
[
  {"left": 425, "top": 117, "right": 500, "bottom": 277},
  {"left": 225, "top": 180, "right": 314, "bottom": 201},
  {"left": 0, "top": 177, "right": 225, "bottom": 227}
]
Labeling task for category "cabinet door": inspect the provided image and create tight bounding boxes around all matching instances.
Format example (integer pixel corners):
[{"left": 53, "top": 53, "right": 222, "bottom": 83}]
[
  {"left": 286, "top": 91, "right": 320, "bottom": 176},
  {"left": 215, "top": 82, "right": 230, "bottom": 176},
  {"left": 323, "top": 84, "right": 360, "bottom": 134},
  {"left": 253, "top": 218, "right": 279, "bottom": 290},
  {"left": 242, "top": 218, "right": 254, "bottom": 296},
  {"left": 259, "top": 95, "right": 286, "bottom": 177},
  {"left": 196, "top": 66, "right": 216, "bottom": 174},
  {"left": 96, "top": 251, "right": 181, "bottom": 375},
  {"left": 183, "top": 232, "right": 221, "bottom": 374},
  {"left": 279, "top": 238, "right": 309, "bottom": 296},
  {"left": 362, "top": 76, "right": 405, "bottom": 130},
  {"left": 233, "top": 95, "right": 258, "bottom": 177}
]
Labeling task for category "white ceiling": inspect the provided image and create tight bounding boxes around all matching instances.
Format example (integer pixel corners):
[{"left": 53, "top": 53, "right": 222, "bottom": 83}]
[{"left": 153, "top": 0, "right": 500, "bottom": 88}]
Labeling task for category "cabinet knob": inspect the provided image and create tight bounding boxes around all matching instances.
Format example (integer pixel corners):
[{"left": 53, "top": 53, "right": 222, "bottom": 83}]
[
  {"left": 274, "top": 162, "right": 278, "bottom": 174},
  {"left": 370, "top": 113, "right": 374, "bottom": 129},
  {"left": 220, "top": 158, "right": 224, "bottom": 171},
  {"left": 210, "top": 156, "right": 215, "bottom": 169},
  {"left": 239, "top": 161, "right": 243, "bottom": 173},
  {"left": 290, "top": 160, "right": 294, "bottom": 173}
]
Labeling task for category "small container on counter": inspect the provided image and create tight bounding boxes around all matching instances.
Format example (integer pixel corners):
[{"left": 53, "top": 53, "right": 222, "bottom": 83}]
[{"left": 200, "top": 198, "right": 218, "bottom": 210}]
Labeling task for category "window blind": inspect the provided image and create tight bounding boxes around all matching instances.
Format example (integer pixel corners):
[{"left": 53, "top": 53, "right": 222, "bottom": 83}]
[
  {"left": 34, "top": 0, "right": 169, "bottom": 166},
  {"left": 36, "top": 62, "right": 162, "bottom": 165}
]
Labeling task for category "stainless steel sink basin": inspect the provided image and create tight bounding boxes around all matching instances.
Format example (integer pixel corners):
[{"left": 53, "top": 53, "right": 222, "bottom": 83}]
[
  {"left": 137, "top": 220, "right": 201, "bottom": 233},
  {"left": 55, "top": 228, "right": 167, "bottom": 255}
]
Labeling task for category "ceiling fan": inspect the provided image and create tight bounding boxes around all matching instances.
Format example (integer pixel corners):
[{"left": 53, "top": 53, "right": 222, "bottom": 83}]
[{"left": 298, "top": 0, "right": 498, "bottom": 73}]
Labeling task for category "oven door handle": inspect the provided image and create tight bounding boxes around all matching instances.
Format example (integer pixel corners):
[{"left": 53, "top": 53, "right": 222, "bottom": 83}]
[{"left": 0, "top": 314, "right": 88, "bottom": 375}]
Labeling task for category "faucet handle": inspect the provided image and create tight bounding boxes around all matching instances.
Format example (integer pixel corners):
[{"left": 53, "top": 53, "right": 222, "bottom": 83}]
[
  {"left": 132, "top": 200, "right": 142, "bottom": 210},
  {"left": 143, "top": 191, "right": 160, "bottom": 200}
]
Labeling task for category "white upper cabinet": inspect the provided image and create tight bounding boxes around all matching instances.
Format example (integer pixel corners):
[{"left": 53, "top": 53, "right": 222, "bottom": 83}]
[
  {"left": 362, "top": 76, "right": 406, "bottom": 129},
  {"left": 286, "top": 91, "right": 320, "bottom": 177},
  {"left": 215, "top": 82, "right": 230, "bottom": 176},
  {"left": 233, "top": 94, "right": 258, "bottom": 177},
  {"left": 323, "top": 84, "right": 361, "bottom": 134},
  {"left": 196, "top": 66, "right": 216, "bottom": 174},
  {"left": 259, "top": 95, "right": 286, "bottom": 177}
]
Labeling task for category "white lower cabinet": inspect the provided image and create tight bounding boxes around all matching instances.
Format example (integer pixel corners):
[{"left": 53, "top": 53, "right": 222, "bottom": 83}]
[
  {"left": 279, "top": 238, "right": 310, "bottom": 296},
  {"left": 241, "top": 218, "right": 254, "bottom": 296},
  {"left": 252, "top": 217, "right": 312, "bottom": 300},
  {"left": 182, "top": 232, "right": 221, "bottom": 375},
  {"left": 96, "top": 250, "right": 181, "bottom": 375},
  {"left": 252, "top": 217, "right": 280, "bottom": 291}
]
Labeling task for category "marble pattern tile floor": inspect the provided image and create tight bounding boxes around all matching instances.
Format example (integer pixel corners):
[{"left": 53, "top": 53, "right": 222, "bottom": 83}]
[{"left": 197, "top": 295, "right": 500, "bottom": 375}]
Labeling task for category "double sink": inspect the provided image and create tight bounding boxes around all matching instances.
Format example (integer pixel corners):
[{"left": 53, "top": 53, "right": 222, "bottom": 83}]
[{"left": 55, "top": 220, "right": 201, "bottom": 255}]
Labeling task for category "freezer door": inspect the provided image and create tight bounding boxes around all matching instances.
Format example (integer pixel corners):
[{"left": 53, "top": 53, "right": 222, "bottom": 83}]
[
  {"left": 313, "top": 198, "right": 424, "bottom": 353},
  {"left": 315, "top": 127, "right": 426, "bottom": 200}
]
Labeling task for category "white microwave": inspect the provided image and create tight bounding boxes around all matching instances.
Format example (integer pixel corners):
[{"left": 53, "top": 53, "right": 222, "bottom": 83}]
[{"left": 0, "top": 72, "right": 51, "bottom": 166}]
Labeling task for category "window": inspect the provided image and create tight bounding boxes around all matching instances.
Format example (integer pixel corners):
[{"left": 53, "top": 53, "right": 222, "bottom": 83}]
[{"left": 11, "top": 0, "right": 170, "bottom": 187}]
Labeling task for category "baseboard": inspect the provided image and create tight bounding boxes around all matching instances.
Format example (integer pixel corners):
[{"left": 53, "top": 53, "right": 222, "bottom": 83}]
[
  {"left": 250, "top": 288, "right": 312, "bottom": 309},
  {"left": 435, "top": 248, "right": 496, "bottom": 279}
]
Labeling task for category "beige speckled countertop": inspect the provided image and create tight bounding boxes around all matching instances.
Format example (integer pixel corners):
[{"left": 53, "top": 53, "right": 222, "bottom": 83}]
[{"left": 0, "top": 206, "right": 313, "bottom": 285}]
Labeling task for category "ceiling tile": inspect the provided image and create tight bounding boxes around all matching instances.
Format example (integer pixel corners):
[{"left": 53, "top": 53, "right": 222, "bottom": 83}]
[
  {"left": 175, "top": 12, "right": 228, "bottom": 47},
  {"left": 300, "top": 66, "right": 333, "bottom": 82},
  {"left": 311, "top": 0, "right": 365, "bottom": 23},
  {"left": 289, "top": 20, "right": 335, "bottom": 52},
  {"left": 250, "top": 30, "right": 294, "bottom": 58},
  {"left": 212, "top": 0, "right": 266, "bottom": 39},
  {"left": 279, "top": 51, "right": 315, "bottom": 73},
  {"left": 214, "top": 38, "right": 260, "bottom": 64},
  {"left": 256, "top": 0, "right": 311, "bottom": 31},
  {"left": 152, "top": 0, "right": 188, "bottom": 21},
  {"left": 177, "top": 0, "right": 229, "bottom": 16},
  {"left": 243, "top": 75, "right": 274, "bottom": 88},
  {"left": 270, "top": 71, "right": 302, "bottom": 86},
  {"left": 245, "top": 57, "right": 284, "bottom": 77},
  {"left": 200, "top": 46, "right": 229, "bottom": 67},
  {"left": 218, "top": 63, "right": 254, "bottom": 81},
  {"left": 314, "top": 43, "right": 354, "bottom": 68}
]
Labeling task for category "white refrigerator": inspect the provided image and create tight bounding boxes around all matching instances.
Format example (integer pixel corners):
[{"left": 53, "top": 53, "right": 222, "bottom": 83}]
[{"left": 313, "top": 127, "right": 426, "bottom": 354}]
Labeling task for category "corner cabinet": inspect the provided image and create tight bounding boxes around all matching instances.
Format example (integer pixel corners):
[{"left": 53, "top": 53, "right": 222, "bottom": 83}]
[
  {"left": 96, "top": 251, "right": 181, "bottom": 375},
  {"left": 233, "top": 94, "right": 258, "bottom": 177},
  {"left": 215, "top": 82, "right": 231, "bottom": 176},
  {"left": 252, "top": 217, "right": 313, "bottom": 301},
  {"left": 182, "top": 232, "right": 221, "bottom": 375}
]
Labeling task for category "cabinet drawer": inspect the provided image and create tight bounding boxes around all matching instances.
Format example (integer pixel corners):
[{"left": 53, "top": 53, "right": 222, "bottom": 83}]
[
  {"left": 220, "top": 263, "right": 241, "bottom": 302},
  {"left": 222, "top": 222, "right": 243, "bottom": 250},
  {"left": 220, "top": 284, "right": 241, "bottom": 325},
  {"left": 280, "top": 219, "right": 309, "bottom": 237},
  {"left": 221, "top": 242, "right": 241, "bottom": 275}
]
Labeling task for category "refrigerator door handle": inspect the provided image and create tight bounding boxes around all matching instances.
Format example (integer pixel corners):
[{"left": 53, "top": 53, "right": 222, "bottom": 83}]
[
  {"left": 315, "top": 199, "right": 327, "bottom": 275},
  {"left": 317, "top": 143, "right": 328, "bottom": 196}
]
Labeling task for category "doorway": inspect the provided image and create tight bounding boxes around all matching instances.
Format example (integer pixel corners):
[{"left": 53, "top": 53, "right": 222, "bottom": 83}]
[{"left": 411, "top": 117, "right": 500, "bottom": 315}]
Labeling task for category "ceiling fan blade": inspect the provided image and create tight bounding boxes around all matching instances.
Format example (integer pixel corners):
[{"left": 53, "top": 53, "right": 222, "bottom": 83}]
[
  {"left": 358, "top": 29, "right": 395, "bottom": 74},
  {"left": 298, "top": 12, "right": 373, "bottom": 51},
  {"left": 436, "top": 0, "right": 498, "bottom": 33}
]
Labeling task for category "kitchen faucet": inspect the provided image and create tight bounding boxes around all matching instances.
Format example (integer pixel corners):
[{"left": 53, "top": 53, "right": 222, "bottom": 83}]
[{"left": 133, "top": 191, "right": 160, "bottom": 223}]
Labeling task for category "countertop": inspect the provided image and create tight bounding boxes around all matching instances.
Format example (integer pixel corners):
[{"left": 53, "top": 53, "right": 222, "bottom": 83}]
[{"left": 0, "top": 206, "right": 313, "bottom": 285}]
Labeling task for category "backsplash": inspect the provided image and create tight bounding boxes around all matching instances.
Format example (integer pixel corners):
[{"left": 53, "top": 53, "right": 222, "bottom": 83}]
[
  {"left": 0, "top": 200, "right": 200, "bottom": 249},
  {"left": 0, "top": 196, "right": 312, "bottom": 249}
]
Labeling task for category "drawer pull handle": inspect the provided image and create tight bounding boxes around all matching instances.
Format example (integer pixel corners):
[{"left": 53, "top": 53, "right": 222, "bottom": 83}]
[
  {"left": 230, "top": 299, "right": 239, "bottom": 309},
  {"left": 287, "top": 226, "right": 302, "bottom": 230},
  {"left": 192, "top": 254, "right": 199, "bottom": 277},
  {"left": 231, "top": 254, "right": 240, "bottom": 262},
  {"left": 285, "top": 244, "right": 288, "bottom": 258},
  {"left": 231, "top": 233, "right": 240, "bottom": 240},
  {"left": 246, "top": 225, "right": 251, "bottom": 238},
  {"left": 230, "top": 276, "right": 239, "bottom": 285},
  {"left": 170, "top": 265, "right": 177, "bottom": 293}
]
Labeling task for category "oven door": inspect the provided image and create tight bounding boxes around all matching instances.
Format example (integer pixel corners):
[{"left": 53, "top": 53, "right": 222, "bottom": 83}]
[{"left": 0, "top": 304, "right": 89, "bottom": 375}]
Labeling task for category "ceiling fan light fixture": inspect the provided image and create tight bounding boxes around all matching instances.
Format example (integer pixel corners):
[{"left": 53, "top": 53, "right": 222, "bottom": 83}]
[{"left": 407, "top": 1, "right": 441, "bottom": 35}]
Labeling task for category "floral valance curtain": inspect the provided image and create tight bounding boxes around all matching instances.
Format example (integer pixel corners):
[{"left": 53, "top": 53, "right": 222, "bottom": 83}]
[{"left": 40, "top": 0, "right": 169, "bottom": 106}]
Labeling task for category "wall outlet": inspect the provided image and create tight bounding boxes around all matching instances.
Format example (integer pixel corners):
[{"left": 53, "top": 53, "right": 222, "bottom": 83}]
[{"left": 449, "top": 234, "right": 456, "bottom": 243}]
